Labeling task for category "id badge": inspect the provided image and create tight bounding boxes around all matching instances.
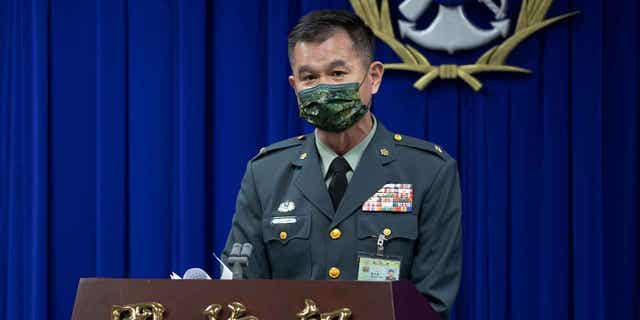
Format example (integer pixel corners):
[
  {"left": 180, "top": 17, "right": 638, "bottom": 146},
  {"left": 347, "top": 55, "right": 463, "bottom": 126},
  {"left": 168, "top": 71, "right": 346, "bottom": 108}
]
[{"left": 356, "top": 252, "right": 402, "bottom": 282}]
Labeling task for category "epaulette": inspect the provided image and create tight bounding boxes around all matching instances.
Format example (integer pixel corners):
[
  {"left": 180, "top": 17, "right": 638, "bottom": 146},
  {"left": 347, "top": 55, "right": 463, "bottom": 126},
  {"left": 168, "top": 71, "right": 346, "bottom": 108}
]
[
  {"left": 392, "top": 133, "right": 450, "bottom": 161},
  {"left": 251, "top": 134, "right": 307, "bottom": 161}
]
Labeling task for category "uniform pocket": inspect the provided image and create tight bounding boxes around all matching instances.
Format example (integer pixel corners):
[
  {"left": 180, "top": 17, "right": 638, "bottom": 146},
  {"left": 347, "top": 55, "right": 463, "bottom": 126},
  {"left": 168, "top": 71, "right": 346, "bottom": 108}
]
[
  {"left": 356, "top": 213, "right": 418, "bottom": 277},
  {"left": 262, "top": 215, "right": 311, "bottom": 279}
]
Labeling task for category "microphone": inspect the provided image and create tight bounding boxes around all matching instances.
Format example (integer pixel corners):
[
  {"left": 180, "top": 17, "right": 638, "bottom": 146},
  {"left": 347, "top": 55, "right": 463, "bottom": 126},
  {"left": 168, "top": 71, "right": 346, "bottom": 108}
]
[
  {"left": 227, "top": 242, "right": 253, "bottom": 280},
  {"left": 240, "top": 243, "right": 253, "bottom": 257},
  {"left": 230, "top": 243, "right": 242, "bottom": 257},
  {"left": 182, "top": 267, "right": 212, "bottom": 280}
]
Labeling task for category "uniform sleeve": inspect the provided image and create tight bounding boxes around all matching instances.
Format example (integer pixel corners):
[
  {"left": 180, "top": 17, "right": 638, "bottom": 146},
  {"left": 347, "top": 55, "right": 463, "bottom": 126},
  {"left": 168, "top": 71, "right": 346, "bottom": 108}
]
[
  {"left": 221, "top": 162, "right": 272, "bottom": 278},
  {"left": 412, "top": 158, "right": 462, "bottom": 319}
]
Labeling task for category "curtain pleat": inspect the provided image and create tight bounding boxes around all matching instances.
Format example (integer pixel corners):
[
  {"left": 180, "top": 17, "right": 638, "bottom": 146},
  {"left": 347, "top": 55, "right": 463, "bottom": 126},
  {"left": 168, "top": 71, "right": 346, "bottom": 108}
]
[{"left": 1, "top": 0, "right": 49, "bottom": 319}]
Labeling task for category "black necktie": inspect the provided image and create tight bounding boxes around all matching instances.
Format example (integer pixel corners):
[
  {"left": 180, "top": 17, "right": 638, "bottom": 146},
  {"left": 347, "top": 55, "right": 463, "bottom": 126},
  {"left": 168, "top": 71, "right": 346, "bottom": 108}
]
[{"left": 328, "top": 156, "right": 351, "bottom": 210}]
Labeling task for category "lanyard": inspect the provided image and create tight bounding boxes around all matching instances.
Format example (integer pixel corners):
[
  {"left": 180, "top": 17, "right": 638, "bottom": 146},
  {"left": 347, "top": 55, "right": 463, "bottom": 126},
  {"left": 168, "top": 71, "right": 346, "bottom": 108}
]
[{"left": 376, "top": 234, "right": 387, "bottom": 256}]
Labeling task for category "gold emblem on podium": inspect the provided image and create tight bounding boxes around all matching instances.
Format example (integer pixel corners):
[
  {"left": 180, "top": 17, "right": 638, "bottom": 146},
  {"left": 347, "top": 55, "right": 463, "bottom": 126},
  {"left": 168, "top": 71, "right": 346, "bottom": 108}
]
[
  {"left": 111, "top": 302, "right": 165, "bottom": 320},
  {"left": 203, "top": 302, "right": 258, "bottom": 320},
  {"left": 110, "top": 299, "right": 352, "bottom": 319},
  {"left": 297, "top": 299, "right": 352, "bottom": 320}
]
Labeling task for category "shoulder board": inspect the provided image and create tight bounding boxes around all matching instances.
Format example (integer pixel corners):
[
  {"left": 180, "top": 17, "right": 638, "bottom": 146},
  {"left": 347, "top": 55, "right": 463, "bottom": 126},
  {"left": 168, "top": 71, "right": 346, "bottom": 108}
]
[
  {"left": 394, "top": 134, "right": 450, "bottom": 161},
  {"left": 251, "top": 134, "right": 307, "bottom": 161}
]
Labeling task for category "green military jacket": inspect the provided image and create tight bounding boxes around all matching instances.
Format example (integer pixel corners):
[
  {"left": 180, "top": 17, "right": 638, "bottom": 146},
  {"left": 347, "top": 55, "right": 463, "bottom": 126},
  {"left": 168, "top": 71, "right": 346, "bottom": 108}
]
[{"left": 222, "top": 122, "right": 462, "bottom": 318}]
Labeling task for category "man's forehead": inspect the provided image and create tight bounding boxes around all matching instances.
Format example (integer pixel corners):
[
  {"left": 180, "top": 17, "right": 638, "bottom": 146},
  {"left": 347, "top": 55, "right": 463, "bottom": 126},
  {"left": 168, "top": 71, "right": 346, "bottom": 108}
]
[
  {"left": 297, "top": 59, "right": 350, "bottom": 74},
  {"left": 291, "top": 31, "right": 360, "bottom": 68},
  {"left": 297, "top": 31, "right": 355, "bottom": 51}
]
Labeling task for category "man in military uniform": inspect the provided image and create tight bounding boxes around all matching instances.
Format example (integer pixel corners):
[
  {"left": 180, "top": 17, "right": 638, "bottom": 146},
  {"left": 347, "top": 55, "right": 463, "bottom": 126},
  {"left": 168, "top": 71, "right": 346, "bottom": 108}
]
[{"left": 222, "top": 10, "right": 462, "bottom": 319}]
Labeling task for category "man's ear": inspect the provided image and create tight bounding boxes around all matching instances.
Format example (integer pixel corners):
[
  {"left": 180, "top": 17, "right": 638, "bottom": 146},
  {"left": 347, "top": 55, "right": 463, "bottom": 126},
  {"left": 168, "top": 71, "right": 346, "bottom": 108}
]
[
  {"left": 368, "top": 61, "right": 385, "bottom": 94},
  {"left": 288, "top": 75, "right": 296, "bottom": 90}
]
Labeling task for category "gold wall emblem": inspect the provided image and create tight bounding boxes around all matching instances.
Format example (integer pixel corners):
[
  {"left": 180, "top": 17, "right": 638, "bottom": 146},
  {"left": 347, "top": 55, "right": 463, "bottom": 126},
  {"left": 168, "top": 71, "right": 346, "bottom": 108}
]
[{"left": 350, "top": 0, "right": 579, "bottom": 91}]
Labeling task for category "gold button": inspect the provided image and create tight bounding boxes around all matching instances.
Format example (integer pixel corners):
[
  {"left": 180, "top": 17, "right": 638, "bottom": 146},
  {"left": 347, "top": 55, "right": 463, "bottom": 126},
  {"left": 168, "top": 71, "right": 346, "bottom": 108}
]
[
  {"left": 394, "top": 134, "right": 402, "bottom": 141},
  {"left": 279, "top": 231, "right": 288, "bottom": 240},
  {"left": 297, "top": 135, "right": 305, "bottom": 140},
  {"left": 329, "top": 228, "right": 342, "bottom": 240},
  {"left": 383, "top": 228, "right": 392, "bottom": 237},
  {"left": 434, "top": 145, "right": 443, "bottom": 153},
  {"left": 299, "top": 152, "right": 308, "bottom": 160},
  {"left": 328, "top": 267, "right": 341, "bottom": 279},
  {"left": 380, "top": 148, "right": 390, "bottom": 157}
]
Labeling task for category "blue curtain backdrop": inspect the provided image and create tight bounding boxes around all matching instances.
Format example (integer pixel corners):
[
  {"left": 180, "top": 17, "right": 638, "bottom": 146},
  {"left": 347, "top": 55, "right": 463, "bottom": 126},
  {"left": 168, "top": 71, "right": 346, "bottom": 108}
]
[{"left": 1, "top": 0, "right": 638, "bottom": 319}]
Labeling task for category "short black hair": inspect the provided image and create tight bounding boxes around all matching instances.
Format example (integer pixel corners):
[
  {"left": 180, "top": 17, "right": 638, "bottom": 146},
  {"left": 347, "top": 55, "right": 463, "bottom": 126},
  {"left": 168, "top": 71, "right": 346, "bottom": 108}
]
[{"left": 287, "top": 10, "right": 375, "bottom": 67}]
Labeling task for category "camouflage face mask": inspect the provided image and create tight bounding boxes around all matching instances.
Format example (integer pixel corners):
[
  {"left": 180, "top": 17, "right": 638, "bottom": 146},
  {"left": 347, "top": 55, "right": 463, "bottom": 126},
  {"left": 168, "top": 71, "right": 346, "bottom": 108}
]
[{"left": 296, "top": 80, "right": 368, "bottom": 133}]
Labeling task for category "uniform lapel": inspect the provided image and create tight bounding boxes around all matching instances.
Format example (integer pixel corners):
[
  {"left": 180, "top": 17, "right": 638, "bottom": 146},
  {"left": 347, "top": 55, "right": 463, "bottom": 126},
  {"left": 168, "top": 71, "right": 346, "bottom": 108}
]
[
  {"left": 330, "top": 124, "right": 396, "bottom": 229},
  {"left": 292, "top": 135, "right": 335, "bottom": 220}
]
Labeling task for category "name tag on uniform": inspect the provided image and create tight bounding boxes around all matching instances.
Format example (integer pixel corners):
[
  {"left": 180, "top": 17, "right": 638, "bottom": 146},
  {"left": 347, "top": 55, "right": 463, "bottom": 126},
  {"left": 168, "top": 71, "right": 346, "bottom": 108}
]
[
  {"left": 271, "top": 216, "right": 297, "bottom": 225},
  {"left": 362, "top": 183, "right": 413, "bottom": 213},
  {"left": 357, "top": 254, "right": 401, "bottom": 282}
]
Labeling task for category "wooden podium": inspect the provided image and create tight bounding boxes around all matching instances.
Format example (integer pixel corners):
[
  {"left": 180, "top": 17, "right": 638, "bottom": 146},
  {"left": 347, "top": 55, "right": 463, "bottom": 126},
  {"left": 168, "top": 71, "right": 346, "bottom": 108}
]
[{"left": 71, "top": 278, "right": 440, "bottom": 319}]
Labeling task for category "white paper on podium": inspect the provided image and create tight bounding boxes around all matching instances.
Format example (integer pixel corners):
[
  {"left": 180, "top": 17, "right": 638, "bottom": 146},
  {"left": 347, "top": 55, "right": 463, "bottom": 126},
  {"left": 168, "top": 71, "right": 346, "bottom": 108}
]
[{"left": 213, "top": 253, "right": 233, "bottom": 280}]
